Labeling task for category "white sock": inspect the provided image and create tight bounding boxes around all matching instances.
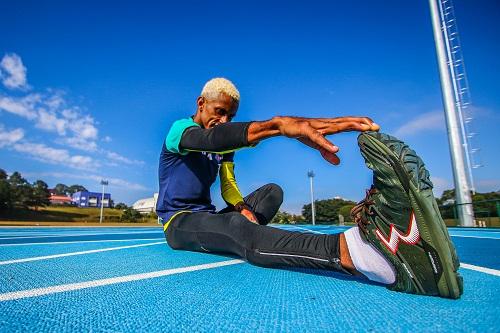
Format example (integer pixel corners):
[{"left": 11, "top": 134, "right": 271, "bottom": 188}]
[{"left": 344, "top": 227, "right": 396, "bottom": 285}]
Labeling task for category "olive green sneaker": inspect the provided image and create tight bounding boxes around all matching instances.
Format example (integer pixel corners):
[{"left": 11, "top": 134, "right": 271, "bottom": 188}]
[{"left": 351, "top": 131, "right": 463, "bottom": 299}]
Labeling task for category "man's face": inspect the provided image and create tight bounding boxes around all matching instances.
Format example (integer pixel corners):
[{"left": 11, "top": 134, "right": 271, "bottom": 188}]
[{"left": 196, "top": 93, "right": 239, "bottom": 128}]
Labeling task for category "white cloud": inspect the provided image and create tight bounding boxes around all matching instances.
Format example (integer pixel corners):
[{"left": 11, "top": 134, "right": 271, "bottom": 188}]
[
  {"left": 0, "top": 53, "right": 141, "bottom": 169},
  {"left": 106, "top": 151, "right": 144, "bottom": 166},
  {"left": 0, "top": 125, "right": 25, "bottom": 148},
  {"left": 0, "top": 127, "right": 96, "bottom": 170},
  {"left": 11, "top": 141, "right": 95, "bottom": 170},
  {"left": 0, "top": 53, "right": 29, "bottom": 89},
  {"left": 37, "top": 109, "right": 68, "bottom": 135},
  {"left": 0, "top": 95, "right": 38, "bottom": 119},
  {"left": 26, "top": 172, "right": 148, "bottom": 191},
  {"left": 475, "top": 179, "right": 500, "bottom": 192},
  {"left": 393, "top": 111, "right": 445, "bottom": 137},
  {"left": 430, "top": 176, "right": 451, "bottom": 197},
  {"left": 0, "top": 91, "right": 100, "bottom": 151}
]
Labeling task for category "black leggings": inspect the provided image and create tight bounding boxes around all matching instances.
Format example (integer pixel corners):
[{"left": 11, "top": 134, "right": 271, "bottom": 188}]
[{"left": 165, "top": 184, "right": 346, "bottom": 273}]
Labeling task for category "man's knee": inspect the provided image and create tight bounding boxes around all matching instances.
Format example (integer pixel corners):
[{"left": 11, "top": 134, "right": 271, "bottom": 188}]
[{"left": 263, "top": 183, "right": 283, "bottom": 205}]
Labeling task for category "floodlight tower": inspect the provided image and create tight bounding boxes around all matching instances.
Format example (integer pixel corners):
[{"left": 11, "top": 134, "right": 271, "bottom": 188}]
[
  {"left": 307, "top": 171, "right": 316, "bottom": 225},
  {"left": 99, "top": 179, "right": 108, "bottom": 224},
  {"left": 429, "top": 0, "right": 475, "bottom": 226}
]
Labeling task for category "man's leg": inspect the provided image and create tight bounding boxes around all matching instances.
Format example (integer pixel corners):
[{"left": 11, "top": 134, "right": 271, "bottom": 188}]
[
  {"left": 166, "top": 211, "right": 350, "bottom": 274},
  {"left": 218, "top": 183, "right": 283, "bottom": 225}
]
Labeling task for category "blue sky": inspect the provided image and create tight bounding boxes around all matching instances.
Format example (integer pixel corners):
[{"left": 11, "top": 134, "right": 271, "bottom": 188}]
[{"left": 0, "top": 1, "right": 499, "bottom": 213}]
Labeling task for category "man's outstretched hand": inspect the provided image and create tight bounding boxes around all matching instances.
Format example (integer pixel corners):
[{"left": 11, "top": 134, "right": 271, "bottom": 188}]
[
  {"left": 277, "top": 116, "right": 379, "bottom": 165},
  {"left": 247, "top": 115, "right": 379, "bottom": 165}
]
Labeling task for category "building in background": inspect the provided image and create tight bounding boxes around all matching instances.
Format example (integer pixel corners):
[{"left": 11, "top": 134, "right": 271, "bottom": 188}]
[
  {"left": 72, "top": 191, "right": 111, "bottom": 208},
  {"left": 49, "top": 194, "right": 73, "bottom": 205},
  {"left": 132, "top": 193, "right": 158, "bottom": 214}
]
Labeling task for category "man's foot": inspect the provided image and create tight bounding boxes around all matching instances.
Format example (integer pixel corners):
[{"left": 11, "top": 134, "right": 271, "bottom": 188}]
[{"left": 350, "top": 131, "right": 463, "bottom": 299}]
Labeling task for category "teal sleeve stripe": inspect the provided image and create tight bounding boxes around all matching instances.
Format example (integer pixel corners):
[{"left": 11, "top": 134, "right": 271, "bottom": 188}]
[{"left": 165, "top": 118, "right": 200, "bottom": 155}]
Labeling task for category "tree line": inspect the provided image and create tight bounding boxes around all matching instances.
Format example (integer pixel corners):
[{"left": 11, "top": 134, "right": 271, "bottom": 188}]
[
  {"left": 271, "top": 189, "right": 499, "bottom": 224},
  {"left": 0, "top": 169, "right": 87, "bottom": 212},
  {"left": 437, "top": 189, "right": 500, "bottom": 219}
]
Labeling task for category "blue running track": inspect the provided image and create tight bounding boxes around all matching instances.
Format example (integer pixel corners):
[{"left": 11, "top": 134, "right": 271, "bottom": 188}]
[{"left": 0, "top": 225, "right": 498, "bottom": 332}]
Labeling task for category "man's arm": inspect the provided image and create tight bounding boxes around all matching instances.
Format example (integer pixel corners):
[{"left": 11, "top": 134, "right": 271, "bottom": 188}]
[
  {"left": 179, "top": 116, "right": 379, "bottom": 164},
  {"left": 179, "top": 122, "right": 253, "bottom": 153}
]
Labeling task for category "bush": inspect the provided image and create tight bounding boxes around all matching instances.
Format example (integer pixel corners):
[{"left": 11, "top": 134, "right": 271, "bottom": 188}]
[
  {"left": 121, "top": 208, "right": 142, "bottom": 222},
  {"left": 115, "top": 202, "right": 128, "bottom": 210}
]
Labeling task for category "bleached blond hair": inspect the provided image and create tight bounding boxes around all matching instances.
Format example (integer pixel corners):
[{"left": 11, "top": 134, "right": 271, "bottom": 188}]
[{"left": 201, "top": 78, "right": 240, "bottom": 102}]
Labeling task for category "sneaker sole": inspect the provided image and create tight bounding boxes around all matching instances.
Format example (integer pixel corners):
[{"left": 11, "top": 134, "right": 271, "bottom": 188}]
[{"left": 359, "top": 132, "right": 463, "bottom": 299}]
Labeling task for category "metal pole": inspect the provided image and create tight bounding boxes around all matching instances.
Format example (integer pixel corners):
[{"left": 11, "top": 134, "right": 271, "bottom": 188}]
[
  {"left": 99, "top": 180, "right": 108, "bottom": 224},
  {"left": 436, "top": 0, "right": 475, "bottom": 193},
  {"left": 308, "top": 171, "right": 316, "bottom": 225},
  {"left": 429, "top": 0, "right": 474, "bottom": 227}
]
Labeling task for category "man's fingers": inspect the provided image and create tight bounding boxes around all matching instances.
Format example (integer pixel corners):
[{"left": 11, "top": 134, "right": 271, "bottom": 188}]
[
  {"left": 307, "top": 129, "right": 338, "bottom": 153},
  {"left": 320, "top": 148, "right": 340, "bottom": 165},
  {"left": 310, "top": 117, "right": 380, "bottom": 133},
  {"left": 297, "top": 137, "right": 340, "bottom": 165},
  {"left": 297, "top": 137, "right": 320, "bottom": 150}
]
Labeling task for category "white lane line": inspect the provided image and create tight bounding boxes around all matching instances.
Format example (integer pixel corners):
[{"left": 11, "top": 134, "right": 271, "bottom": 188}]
[
  {"left": 0, "top": 242, "right": 165, "bottom": 265},
  {"left": 0, "top": 231, "right": 162, "bottom": 240},
  {"left": 0, "top": 238, "right": 164, "bottom": 247},
  {"left": 450, "top": 235, "right": 500, "bottom": 240},
  {"left": 0, "top": 259, "right": 244, "bottom": 302},
  {"left": 282, "top": 226, "right": 324, "bottom": 234},
  {"left": 461, "top": 263, "right": 500, "bottom": 276}
]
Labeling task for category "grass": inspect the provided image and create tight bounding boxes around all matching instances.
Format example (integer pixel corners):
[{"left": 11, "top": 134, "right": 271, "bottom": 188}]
[
  {"left": 0, "top": 206, "right": 157, "bottom": 224},
  {"left": 444, "top": 217, "right": 499, "bottom": 227}
]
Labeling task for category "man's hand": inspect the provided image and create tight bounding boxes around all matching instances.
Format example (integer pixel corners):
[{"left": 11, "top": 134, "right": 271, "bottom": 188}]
[
  {"left": 278, "top": 116, "right": 379, "bottom": 165},
  {"left": 240, "top": 208, "right": 259, "bottom": 224},
  {"left": 234, "top": 201, "right": 259, "bottom": 224},
  {"left": 247, "top": 116, "right": 379, "bottom": 165}
]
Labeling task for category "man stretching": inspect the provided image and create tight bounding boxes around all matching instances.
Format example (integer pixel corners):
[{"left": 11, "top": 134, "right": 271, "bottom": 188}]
[{"left": 157, "top": 78, "right": 462, "bottom": 299}]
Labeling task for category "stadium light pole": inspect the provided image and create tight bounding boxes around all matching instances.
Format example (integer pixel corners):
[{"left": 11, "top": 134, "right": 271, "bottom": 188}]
[
  {"left": 429, "top": 0, "right": 474, "bottom": 227},
  {"left": 307, "top": 171, "right": 316, "bottom": 225},
  {"left": 99, "top": 180, "right": 108, "bottom": 224}
]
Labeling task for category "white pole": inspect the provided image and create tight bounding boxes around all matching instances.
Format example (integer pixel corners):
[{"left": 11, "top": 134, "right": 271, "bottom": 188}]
[
  {"left": 99, "top": 183, "right": 105, "bottom": 223},
  {"left": 308, "top": 171, "right": 316, "bottom": 225},
  {"left": 429, "top": 0, "right": 474, "bottom": 227},
  {"left": 436, "top": 0, "right": 475, "bottom": 193},
  {"left": 99, "top": 180, "right": 108, "bottom": 224}
]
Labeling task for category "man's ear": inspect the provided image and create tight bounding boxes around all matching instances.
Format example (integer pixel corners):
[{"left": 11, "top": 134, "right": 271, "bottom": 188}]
[{"left": 196, "top": 96, "right": 205, "bottom": 111}]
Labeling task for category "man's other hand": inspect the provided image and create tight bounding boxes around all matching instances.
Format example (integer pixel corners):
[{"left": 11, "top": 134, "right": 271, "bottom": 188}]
[{"left": 240, "top": 208, "right": 258, "bottom": 224}]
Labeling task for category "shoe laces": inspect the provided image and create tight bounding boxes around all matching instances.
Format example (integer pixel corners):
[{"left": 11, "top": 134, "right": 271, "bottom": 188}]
[{"left": 350, "top": 186, "right": 377, "bottom": 232}]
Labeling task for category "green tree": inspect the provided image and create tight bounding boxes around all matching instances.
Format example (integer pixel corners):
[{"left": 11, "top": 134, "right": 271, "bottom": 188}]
[
  {"left": 338, "top": 204, "right": 356, "bottom": 222},
  {"left": 437, "top": 189, "right": 500, "bottom": 218},
  {"left": 8, "top": 172, "right": 32, "bottom": 208},
  {"left": 121, "top": 208, "right": 142, "bottom": 222},
  {"left": 54, "top": 183, "right": 69, "bottom": 196},
  {"left": 115, "top": 202, "right": 128, "bottom": 210},
  {"left": 67, "top": 184, "right": 87, "bottom": 195},
  {"left": 303, "top": 198, "right": 356, "bottom": 224},
  {"left": 290, "top": 214, "right": 305, "bottom": 224},
  {"left": 31, "top": 180, "right": 50, "bottom": 210},
  {"left": 0, "top": 169, "right": 11, "bottom": 211},
  {"left": 271, "top": 211, "right": 293, "bottom": 224}
]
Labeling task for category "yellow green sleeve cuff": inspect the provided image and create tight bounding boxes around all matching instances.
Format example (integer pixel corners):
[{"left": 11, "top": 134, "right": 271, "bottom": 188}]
[{"left": 219, "top": 161, "right": 244, "bottom": 206}]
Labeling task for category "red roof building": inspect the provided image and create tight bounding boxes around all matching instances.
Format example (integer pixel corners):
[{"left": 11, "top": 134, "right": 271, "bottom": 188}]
[{"left": 49, "top": 195, "right": 73, "bottom": 205}]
